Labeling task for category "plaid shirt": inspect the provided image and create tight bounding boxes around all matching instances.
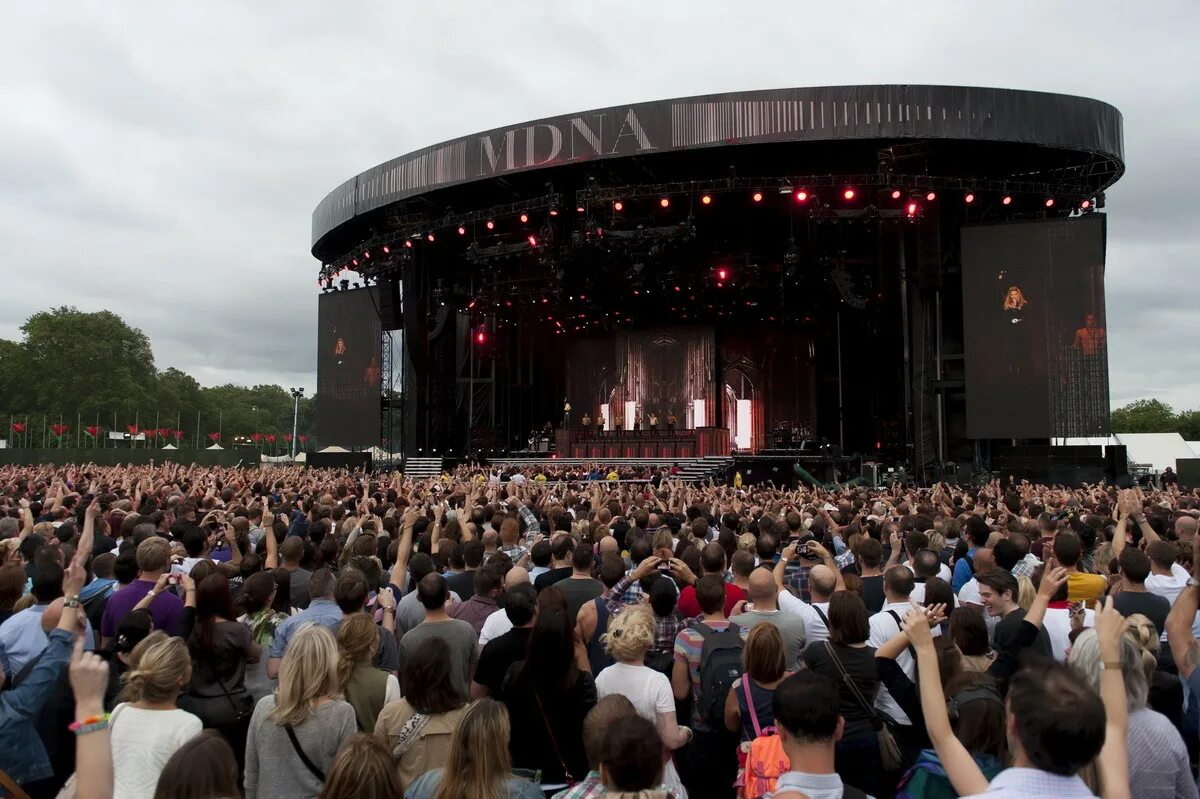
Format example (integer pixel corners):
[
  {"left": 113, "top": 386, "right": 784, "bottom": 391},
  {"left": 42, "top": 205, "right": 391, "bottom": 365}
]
[
  {"left": 653, "top": 610, "right": 696, "bottom": 662},
  {"left": 1011, "top": 552, "right": 1041, "bottom": 579},
  {"left": 550, "top": 771, "right": 604, "bottom": 799},
  {"left": 784, "top": 561, "right": 815, "bottom": 602}
]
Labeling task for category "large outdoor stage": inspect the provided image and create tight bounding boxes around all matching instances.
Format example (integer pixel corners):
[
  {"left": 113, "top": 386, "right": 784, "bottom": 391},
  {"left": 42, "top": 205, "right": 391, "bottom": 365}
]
[{"left": 311, "top": 85, "right": 1125, "bottom": 478}]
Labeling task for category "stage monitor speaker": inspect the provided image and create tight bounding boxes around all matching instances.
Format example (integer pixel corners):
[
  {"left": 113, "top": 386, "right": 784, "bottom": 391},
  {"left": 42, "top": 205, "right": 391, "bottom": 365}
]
[
  {"left": 1176, "top": 459, "right": 1200, "bottom": 490},
  {"left": 377, "top": 277, "right": 402, "bottom": 331},
  {"left": 1106, "top": 445, "right": 1128, "bottom": 482}
]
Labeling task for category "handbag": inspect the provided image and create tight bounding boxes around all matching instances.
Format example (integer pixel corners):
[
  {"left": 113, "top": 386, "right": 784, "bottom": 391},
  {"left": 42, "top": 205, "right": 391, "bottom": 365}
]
[
  {"left": 823, "top": 641, "right": 903, "bottom": 771},
  {"left": 389, "top": 705, "right": 431, "bottom": 759}
]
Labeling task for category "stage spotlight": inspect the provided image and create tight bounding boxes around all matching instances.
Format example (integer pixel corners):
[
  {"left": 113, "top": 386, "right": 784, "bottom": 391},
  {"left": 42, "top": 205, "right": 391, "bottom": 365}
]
[
  {"left": 925, "top": 192, "right": 936, "bottom": 201},
  {"left": 716, "top": 267, "right": 729, "bottom": 281},
  {"left": 1080, "top": 199, "right": 1092, "bottom": 209},
  {"left": 458, "top": 226, "right": 466, "bottom": 235},
  {"left": 794, "top": 190, "right": 809, "bottom": 203},
  {"left": 486, "top": 220, "right": 495, "bottom": 230},
  {"left": 382, "top": 245, "right": 390, "bottom": 254},
  {"left": 891, "top": 189, "right": 902, "bottom": 200},
  {"left": 752, "top": 191, "right": 763, "bottom": 202},
  {"left": 527, "top": 235, "right": 538, "bottom": 247},
  {"left": 843, "top": 188, "right": 856, "bottom": 200},
  {"left": 549, "top": 208, "right": 559, "bottom": 216},
  {"left": 701, "top": 194, "right": 712, "bottom": 205},
  {"left": 1044, "top": 198, "right": 1055, "bottom": 207},
  {"left": 964, "top": 193, "right": 975, "bottom": 204},
  {"left": 659, "top": 197, "right": 670, "bottom": 208},
  {"left": 426, "top": 233, "right": 435, "bottom": 242},
  {"left": 613, "top": 201, "right": 624, "bottom": 211},
  {"left": 673, "top": 285, "right": 681, "bottom": 292},
  {"left": 519, "top": 213, "right": 529, "bottom": 223},
  {"left": 351, "top": 258, "right": 358, "bottom": 267},
  {"left": 1002, "top": 195, "right": 1013, "bottom": 206},
  {"left": 576, "top": 205, "right": 586, "bottom": 213},
  {"left": 404, "top": 240, "right": 413, "bottom": 248},
  {"left": 906, "top": 202, "right": 918, "bottom": 216},
  {"left": 475, "top": 331, "right": 486, "bottom": 344}
]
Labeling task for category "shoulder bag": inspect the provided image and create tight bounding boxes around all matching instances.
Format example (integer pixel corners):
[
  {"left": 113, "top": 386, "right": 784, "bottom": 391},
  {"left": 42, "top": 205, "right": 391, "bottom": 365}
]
[
  {"left": 822, "top": 641, "right": 902, "bottom": 770},
  {"left": 284, "top": 723, "right": 326, "bottom": 781}
]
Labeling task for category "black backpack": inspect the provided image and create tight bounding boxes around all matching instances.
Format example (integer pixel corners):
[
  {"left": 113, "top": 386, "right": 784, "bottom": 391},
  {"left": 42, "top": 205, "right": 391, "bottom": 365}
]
[{"left": 693, "top": 621, "right": 744, "bottom": 727}]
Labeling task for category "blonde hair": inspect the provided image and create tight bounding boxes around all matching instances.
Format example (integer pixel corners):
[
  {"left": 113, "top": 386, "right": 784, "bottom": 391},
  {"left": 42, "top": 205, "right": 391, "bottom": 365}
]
[
  {"left": 602, "top": 605, "right": 655, "bottom": 661},
  {"left": 926, "top": 531, "right": 945, "bottom": 554},
  {"left": 736, "top": 533, "right": 756, "bottom": 553},
  {"left": 1002, "top": 285, "right": 1028, "bottom": 310},
  {"left": 1123, "top": 614, "right": 1160, "bottom": 685},
  {"left": 272, "top": 624, "right": 340, "bottom": 726},
  {"left": 336, "top": 612, "right": 380, "bottom": 691},
  {"left": 1015, "top": 576, "right": 1035, "bottom": 612},
  {"left": 432, "top": 699, "right": 511, "bottom": 799},
  {"left": 121, "top": 631, "right": 190, "bottom": 704}
]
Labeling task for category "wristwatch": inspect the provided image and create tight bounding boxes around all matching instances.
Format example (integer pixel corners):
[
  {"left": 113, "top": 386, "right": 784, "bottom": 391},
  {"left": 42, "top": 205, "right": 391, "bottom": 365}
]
[
  {"left": 1186, "top": 577, "right": 1200, "bottom": 590},
  {"left": 64, "top": 596, "right": 81, "bottom": 609}
]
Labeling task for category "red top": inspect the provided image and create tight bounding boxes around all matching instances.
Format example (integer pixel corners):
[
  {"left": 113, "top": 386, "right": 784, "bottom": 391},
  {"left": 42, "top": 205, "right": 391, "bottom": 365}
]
[{"left": 677, "top": 582, "right": 747, "bottom": 618}]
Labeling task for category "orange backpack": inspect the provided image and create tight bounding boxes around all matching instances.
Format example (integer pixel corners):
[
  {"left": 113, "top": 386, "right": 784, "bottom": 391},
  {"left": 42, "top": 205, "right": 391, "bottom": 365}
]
[{"left": 736, "top": 678, "right": 790, "bottom": 799}]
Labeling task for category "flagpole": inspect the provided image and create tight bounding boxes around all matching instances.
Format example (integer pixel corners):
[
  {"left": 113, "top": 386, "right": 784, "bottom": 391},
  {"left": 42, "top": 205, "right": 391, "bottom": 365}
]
[{"left": 196, "top": 410, "right": 201, "bottom": 450}]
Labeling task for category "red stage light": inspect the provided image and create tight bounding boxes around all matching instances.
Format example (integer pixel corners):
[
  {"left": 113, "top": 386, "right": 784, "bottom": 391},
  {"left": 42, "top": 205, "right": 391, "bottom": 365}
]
[
  {"left": 527, "top": 235, "right": 538, "bottom": 247},
  {"left": 907, "top": 202, "right": 918, "bottom": 216},
  {"left": 549, "top": 208, "right": 559, "bottom": 216},
  {"left": 1002, "top": 196, "right": 1013, "bottom": 205},
  {"left": 843, "top": 188, "right": 855, "bottom": 200},
  {"left": 701, "top": 194, "right": 712, "bottom": 205},
  {"left": 1045, "top": 198, "right": 1055, "bottom": 207},
  {"left": 964, "top": 193, "right": 975, "bottom": 204},
  {"left": 794, "top": 190, "right": 808, "bottom": 203},
  {"left": 426, "top": 233, "right": 435, "bottom": 242},
  {"left": 475, "top": 331, "right": 486, "bottom": 344},
  {"left": 576, "top": 205, "right": 586, "bottom": 213},
  {"left": 363, "top": 251, "right": 370, "bottom": 259},
  {"left": 891, "top": 189, "right": 902, "bottom": 200},
  {"left": 457, "top": 226, "right": 466, "bottom": 235},
  {"left": 926, "top": 192, "right": 936, "bottom": 201},
  {"left": 716, "top": 267, "right": 729, "bottom": 281},
  {"left": 1081, "top": 199, "right": 1091, "bottom": 209},
  {"left": 659, "top": 197, "right": 670, "bottom": 208},
  {"left": 467, "top": 300, "right": 476, "bottom": 309},
  {"left": 382, "top": 245, "right": 390, "bottom": 254},
  {"left": 486, "top": 220, "right": 495, "bottom": 230},
  {"left": 613, "top": 201, "right": 623, "bottom": 211},
  {"left": 520, "top": 213, "right": 529, "bottom": 223},
  {"left": 752, "top": 191, "right": 763, "bottom": 202},
  {"left": 404, "top": 240, "right": 413, "bottom": 248},
  {"left": 351, "top": 259, "right": 358, "bottom": 267},
  {"left": 673, "top": 285, "right": 681, "bottom": 292}
]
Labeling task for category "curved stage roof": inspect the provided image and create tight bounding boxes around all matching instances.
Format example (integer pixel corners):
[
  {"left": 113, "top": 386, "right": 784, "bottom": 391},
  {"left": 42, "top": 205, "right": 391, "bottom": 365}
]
[{"left": 313, "top": 85, "right": 1123, "bottom": 256}]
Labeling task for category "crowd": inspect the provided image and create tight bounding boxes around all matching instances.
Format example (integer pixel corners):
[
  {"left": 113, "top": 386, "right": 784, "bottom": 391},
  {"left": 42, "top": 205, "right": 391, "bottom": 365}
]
[{"left": 1, "top": 461, "right": 1199, "bottom": 798}]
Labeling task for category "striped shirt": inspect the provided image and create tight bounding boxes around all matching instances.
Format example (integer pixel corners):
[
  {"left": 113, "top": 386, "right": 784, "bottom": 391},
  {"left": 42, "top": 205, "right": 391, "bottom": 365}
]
[{"left": 673, "top": 620, "right": 732, "bottom": 729}]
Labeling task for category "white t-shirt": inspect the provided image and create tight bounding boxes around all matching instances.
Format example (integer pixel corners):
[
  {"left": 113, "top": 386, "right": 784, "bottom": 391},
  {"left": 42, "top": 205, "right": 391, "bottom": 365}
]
[
  {"left": 478, "top": 607, "right": 514, "bottom": 647},
  {"left": 1042, "top": 607, "right": 1095, "bottom": 663},
  {"left": 595, "top": 661, "right": 674, "bottom": 721},
  {"left": 868, "top": 603, "right": 916, "bottom": 726},
  {"left": 1146, "top": 563, "right": 1189, "bottom": 605},
  {"left": 777, "top": 589, "right": 829, "bottom": 645},
  {"left": 110, "top": 704, "right": 203, "bottom": 799}
]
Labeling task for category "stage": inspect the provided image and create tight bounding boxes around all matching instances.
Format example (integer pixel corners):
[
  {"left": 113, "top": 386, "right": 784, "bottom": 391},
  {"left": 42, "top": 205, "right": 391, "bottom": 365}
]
[
  {"left": 310, "top": 85, "right": 1125, "bottom": 472},
  {"left": 555, "top": 427, "right": 729, "bottom": 460}
]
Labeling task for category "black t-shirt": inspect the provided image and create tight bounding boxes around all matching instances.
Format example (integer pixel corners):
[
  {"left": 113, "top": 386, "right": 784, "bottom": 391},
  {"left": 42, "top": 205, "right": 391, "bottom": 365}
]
[
  {"left": 992, "top": 608, "right": 1052, "bottom": 658},
  {"left": 860, "top": 575, "right": 886, "bottom": 614},
  {"left": 446, "top": 570, "right": 476, "bottom": 601},
  {"left": 474, "top": 627, "right": 532, "bottom": 696},
  {"left": 1114, "top": 590, "right": 1171, "bottom": 636},
  {"left": 801, "top": 641, "right": 879, "bottom": 740},
  {"left": 534, "top": 566, "right": 572, "bottom": 593}
]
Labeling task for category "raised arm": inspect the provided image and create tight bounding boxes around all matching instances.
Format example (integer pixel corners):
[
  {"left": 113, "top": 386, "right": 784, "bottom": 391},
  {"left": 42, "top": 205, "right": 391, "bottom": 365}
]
[{"left": 1093, "top": 597, "right": 1131, "bottom": 799}]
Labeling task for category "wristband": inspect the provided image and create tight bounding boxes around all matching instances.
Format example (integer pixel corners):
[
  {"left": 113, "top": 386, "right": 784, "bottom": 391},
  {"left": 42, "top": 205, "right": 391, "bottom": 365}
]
[
  {"left": 69, "top": 713, "right": 110, "bottom": 732},
  {"left": 1099, "top": 661, "right": 1123, "bottom": 672}
]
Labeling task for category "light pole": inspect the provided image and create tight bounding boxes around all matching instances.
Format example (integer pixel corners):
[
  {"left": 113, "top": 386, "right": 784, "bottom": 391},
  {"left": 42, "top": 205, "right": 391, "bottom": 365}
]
[{"left": 290, "top": 388, "right": 304, "bottom": 459}]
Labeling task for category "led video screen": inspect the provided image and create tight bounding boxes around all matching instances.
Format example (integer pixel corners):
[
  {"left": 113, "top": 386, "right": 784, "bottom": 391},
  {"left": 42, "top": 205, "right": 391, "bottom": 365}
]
[{"left": 316, "top": 287, "right": 382, "bottom": 448}]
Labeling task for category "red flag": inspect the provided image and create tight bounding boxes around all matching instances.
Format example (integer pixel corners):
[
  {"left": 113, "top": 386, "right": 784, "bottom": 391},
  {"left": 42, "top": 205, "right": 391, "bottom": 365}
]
[
  {"left": 207, "top": 432, "right": 220, "bottom": 442},
  {"left": 85, "top": 425, "right": 100, "bottom": 437},
  {"left": 250, "top": 433, "right": 262, "bottom": 443},
  {"left": 50, "top": 424, "right": 68, "bottom": 437},
  {"left": 127, "top": 425, "right": 139, "bottom": 436},
  {"left": 10, "top": 422, "right": 25, "bottom": 434},
  {"left": 159, "top": 428, "right": 171, "bottom": 439},
  {"left": 283, "top": 433, "right": 293, "bottom": 443},
  {"left": 173, "top": 430, "right": 184, "bottom": 440},
  {"left": 266, "top": 434, "right": 276, "bottom": 443},
  {"left": 298, "top": 434, "right": 309, "bottom": 444}
]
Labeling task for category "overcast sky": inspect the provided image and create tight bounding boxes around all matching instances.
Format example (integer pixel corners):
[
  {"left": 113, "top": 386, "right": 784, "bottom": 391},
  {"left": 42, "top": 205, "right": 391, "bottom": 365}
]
[{"left": 2, "top": 2, "right": 1197, "bottom": 410}]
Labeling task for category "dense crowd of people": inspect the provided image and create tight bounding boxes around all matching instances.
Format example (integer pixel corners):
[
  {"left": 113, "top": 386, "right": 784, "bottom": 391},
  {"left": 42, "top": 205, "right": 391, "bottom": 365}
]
[{"left": 2, "top": 461, "right": 1200, "bottom": 798}]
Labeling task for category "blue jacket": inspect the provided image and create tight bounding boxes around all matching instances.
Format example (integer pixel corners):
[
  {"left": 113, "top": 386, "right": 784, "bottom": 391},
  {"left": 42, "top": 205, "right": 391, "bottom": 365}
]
[
  {"left": 951, "top": 548, "right": 978, "bottom": 593},
  {"left": 0, "top": 628, "right": 72, "bottom": 785}
]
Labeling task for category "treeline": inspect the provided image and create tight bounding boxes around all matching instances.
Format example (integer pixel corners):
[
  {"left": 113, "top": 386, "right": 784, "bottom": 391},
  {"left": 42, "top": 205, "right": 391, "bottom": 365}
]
[
  {"left": 0, "top": 307, "right": 315, "bottom": 449},
  {"left": 1109, "top": 399, "right": 1200, "bottom": 439}
]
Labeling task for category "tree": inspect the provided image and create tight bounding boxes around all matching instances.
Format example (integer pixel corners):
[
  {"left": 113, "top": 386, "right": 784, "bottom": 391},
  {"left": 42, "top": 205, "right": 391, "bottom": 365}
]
[
  {"left": 18, "top": 307, "right": 157, "bottom": 416},
  {"left": 1177, "top": 410, "right": 1200, "bottom": 442},
  {"left": 1110, "top": 399, "right": 1177, "bottom": 433}
]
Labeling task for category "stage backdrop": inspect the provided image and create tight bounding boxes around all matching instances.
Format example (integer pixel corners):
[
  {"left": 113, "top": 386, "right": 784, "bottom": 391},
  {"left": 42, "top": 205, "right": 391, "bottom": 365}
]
[
  {"left": 961, "top": 216, "right": 1109, "bottom": 439},
  {"left": 316, "top": 287, "right": 382, "bottom": 448}
]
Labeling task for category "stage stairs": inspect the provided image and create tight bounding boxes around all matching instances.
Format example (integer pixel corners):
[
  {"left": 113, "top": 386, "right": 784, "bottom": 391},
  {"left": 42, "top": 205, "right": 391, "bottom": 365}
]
[{"left": 402, "top": 457, "right": 444, "bottom": 479}]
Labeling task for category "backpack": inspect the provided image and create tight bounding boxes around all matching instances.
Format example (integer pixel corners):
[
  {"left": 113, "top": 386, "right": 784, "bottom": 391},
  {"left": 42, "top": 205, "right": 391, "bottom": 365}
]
[
  {"left": 693, "top": 621, "right": 744, "bottom": 728},
  {"left": 737, "top": 678, "right": 788, "bottom": 799}
]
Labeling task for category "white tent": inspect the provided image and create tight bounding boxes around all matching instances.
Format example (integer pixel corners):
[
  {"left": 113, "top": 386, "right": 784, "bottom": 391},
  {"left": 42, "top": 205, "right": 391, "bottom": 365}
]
[
  {"left": 206, "top": 444, "right": 224, "bottom": 450},
  {"left": 1062, "top": 432, "right": 1198, "bottom": 472},
  {"left": 1188, "top": 441, "right": 1200, "bottom": 457},
  {"left": 317, "top": 445, "right": 349, "bottom": 453},
  {"left": 161, "top": 444, "right": 178, "bottom": 450}
]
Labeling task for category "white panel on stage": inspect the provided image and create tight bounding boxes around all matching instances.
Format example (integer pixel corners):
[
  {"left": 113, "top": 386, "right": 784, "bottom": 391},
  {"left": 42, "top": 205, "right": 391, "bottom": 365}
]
[
  {"left": 736, "top": 399, "right": 752, "bottom": 450},
  {"left": 625, "top": 401, "right": 637, "bottom": 429},
  {"left": 600, "top": 403, "right": 611, "bottom": 431},
  {"left": 693, "top": 399, "right": 706, "bottom": 428}
]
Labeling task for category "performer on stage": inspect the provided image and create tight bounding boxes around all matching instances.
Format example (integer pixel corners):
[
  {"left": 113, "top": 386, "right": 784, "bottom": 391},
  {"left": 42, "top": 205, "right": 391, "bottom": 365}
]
[
  {"left": 581, "top": 412, "right": 592, "bottom": 431},
  {"left": 648, "top": 412, "right": 658, "bottom": 433},
  {"left": 613, "top": 410, "right": 624, "bottom": 431},
  {"left": 666, "top": 412, "right": 676, "bottom": 433},
  {"left": 562, "top": 399, "right": 572, "bottom": 428}
]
